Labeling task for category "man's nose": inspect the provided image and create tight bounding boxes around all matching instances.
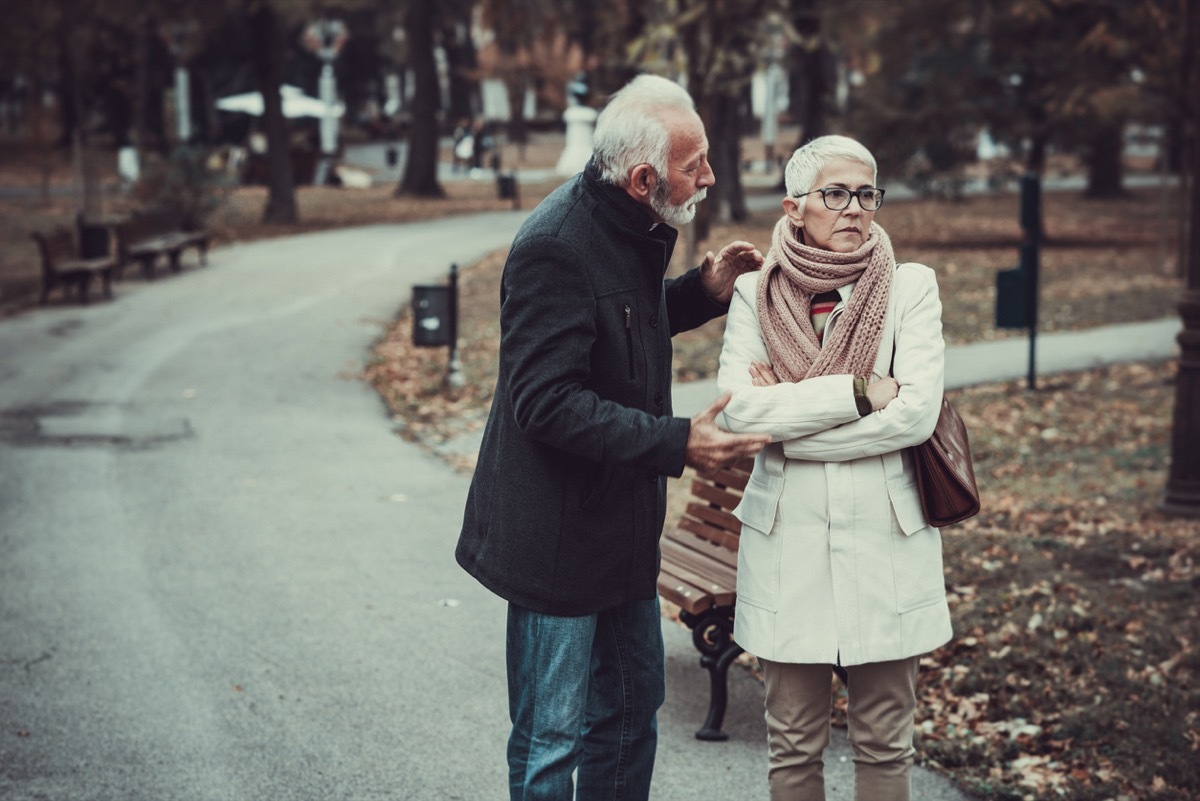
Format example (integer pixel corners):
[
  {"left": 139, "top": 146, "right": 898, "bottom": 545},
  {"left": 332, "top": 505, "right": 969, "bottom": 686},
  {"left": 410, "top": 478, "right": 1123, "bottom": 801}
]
[{"left": 698, "top": 161, "right": 715, "bottom": 188}]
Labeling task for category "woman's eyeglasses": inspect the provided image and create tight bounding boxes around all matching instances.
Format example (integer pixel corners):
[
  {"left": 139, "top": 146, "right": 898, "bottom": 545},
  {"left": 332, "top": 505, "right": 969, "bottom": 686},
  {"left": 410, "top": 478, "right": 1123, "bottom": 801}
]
[{"left": 794, "top": 187, "right": 886, "bottom": 211}]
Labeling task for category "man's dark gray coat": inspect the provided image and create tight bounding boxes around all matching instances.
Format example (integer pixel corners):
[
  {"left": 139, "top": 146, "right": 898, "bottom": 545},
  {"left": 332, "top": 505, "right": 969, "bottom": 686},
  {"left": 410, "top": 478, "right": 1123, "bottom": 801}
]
[{"left": 456, "top": 162, "right": 727, "bottom": 616}]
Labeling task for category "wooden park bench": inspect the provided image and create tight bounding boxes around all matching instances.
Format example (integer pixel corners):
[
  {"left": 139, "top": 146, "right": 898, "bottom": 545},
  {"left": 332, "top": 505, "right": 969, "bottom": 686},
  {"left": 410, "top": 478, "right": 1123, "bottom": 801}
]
[
  {"left": 115, "top": 209, "right": 210, "bottom": 280},
  {"left": 31, "top": 228, "right": 117, "bottom": 305},
  {"left": 659, "top": 456, "right": 848, "bottom": 741},
  {"left": 657, "top": 456, "right": 752, "bottom": 741}
]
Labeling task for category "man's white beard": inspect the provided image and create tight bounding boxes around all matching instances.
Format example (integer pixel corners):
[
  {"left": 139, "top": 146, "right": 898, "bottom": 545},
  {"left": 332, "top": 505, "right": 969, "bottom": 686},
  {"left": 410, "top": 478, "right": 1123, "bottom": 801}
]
[{"left": 651, "top": 182, "right": 707, "bottom": 226}]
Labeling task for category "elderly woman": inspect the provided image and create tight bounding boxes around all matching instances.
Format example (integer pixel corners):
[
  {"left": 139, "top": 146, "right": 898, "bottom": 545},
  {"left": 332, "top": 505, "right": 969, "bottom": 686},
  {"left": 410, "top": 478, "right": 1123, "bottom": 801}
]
[{"left": 716, "top": 134, "right": 952, "bottom": 801}]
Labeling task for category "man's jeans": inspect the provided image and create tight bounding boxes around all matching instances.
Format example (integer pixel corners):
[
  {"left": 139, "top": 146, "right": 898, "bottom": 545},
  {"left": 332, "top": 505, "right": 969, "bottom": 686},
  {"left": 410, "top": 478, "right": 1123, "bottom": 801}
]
[{"left": 506, "top": 598, "right": 666, "bottom": 801}]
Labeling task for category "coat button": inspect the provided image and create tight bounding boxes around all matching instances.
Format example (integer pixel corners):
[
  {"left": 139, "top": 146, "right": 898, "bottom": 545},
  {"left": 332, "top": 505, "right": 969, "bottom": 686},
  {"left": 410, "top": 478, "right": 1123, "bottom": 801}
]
[
  {"left": 654, "top": 392, "right": 664, "bottom": 406},
  {"left": 648, "top": 314, "right": 659, "bottom": 328}
]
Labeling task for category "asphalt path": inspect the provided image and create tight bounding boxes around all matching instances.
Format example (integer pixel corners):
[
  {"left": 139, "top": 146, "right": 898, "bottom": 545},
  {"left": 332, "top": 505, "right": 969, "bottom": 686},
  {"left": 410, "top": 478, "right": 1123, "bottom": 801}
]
[{"left": 0, "top": 211, "right": 976, "bottom": 800}]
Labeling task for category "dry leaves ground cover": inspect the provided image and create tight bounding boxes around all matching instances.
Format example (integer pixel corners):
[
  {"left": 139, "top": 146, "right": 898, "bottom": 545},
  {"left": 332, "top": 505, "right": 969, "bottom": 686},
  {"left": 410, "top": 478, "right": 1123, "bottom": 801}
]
[{"left": 365, "top": 187, "right": 1198, "bottom": 801}]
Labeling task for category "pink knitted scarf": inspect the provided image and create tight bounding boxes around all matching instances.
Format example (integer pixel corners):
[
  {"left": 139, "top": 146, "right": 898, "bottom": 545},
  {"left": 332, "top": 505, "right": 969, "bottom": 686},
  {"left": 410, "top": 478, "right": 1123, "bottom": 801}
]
[{"left": 755, "top": 217, "right": 895, "bottom": 382}]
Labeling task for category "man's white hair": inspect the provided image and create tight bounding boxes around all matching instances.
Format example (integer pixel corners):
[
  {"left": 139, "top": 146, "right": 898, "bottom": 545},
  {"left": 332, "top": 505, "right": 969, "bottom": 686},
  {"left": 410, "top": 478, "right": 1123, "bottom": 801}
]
[
  {"left": 784, "top": 135, "right": 878, "bottom": 212},
  {"left": 592, "top": 74, "right": 697, "bottom": 186}
]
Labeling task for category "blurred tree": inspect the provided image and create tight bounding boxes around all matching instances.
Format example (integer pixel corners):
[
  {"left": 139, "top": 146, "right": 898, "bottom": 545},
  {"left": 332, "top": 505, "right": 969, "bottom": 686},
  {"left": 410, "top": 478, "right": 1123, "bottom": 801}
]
[
  {"left": 478, "top": 0, "right": 567, "bottom": 153},
  {"left": 631, "top": 0, "right": 781, "bottom": 244},
  {"left": 786, "top": 0, "right": 834, "bottom": 148},
  {"left": 246, "top": 0, "right": 298, "bottom": 221},
  {"left": 396, "top": 0, "right": 443, "bottom": 196},
  {"left": 840, "top": 0, "right": 1187, "bottom": 197},
  {"left": 441, "top": 15, "right": 478, "bottom": 125}
]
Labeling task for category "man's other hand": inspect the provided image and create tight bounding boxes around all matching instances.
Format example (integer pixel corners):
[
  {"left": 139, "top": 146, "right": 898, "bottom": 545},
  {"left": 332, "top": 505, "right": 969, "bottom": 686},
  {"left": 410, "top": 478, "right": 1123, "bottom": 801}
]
[{"left": 685, "top": 392, "right": 770, "bottom": 472}]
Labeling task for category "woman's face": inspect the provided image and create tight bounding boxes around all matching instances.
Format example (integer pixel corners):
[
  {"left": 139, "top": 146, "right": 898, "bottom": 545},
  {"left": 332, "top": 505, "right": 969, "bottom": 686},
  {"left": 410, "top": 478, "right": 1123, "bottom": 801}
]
[{"left": 783, "top": 158, "right": 878, "bottom": 253}]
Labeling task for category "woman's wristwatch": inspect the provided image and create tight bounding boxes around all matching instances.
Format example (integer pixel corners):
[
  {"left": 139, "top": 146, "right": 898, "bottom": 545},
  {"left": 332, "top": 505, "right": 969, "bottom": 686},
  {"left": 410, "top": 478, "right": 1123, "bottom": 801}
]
[{"left": 853, "top": 377, "right": 873, "bottom": 416}]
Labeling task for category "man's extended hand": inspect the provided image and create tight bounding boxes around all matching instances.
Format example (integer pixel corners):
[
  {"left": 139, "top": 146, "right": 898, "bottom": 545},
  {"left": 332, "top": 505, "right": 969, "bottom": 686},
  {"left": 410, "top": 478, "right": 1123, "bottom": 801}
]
[
  {"left": 685, "top": 393, "right": 770, "bottom": 473},
  {"left": 699, "top": 240, "right": 764, "bottom": 305}
]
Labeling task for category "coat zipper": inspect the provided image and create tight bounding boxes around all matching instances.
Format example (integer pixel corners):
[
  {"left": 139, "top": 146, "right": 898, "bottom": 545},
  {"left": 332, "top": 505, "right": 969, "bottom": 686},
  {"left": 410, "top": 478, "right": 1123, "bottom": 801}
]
[{"left": 624, "top": 304, "right": 634, "bottom": 379}]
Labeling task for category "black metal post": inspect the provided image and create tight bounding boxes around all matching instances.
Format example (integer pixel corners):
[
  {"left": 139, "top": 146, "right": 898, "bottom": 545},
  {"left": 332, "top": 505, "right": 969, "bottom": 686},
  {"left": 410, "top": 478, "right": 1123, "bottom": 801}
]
[
  {"left": 446, "top": 263, "right": 463, "bottom": 388},
  {"left": 1019, "top": 173, "right": 1042, "bottom": 390},
  {"left": 1161, "top": 4, "right": 1200, "bottom": 516}
]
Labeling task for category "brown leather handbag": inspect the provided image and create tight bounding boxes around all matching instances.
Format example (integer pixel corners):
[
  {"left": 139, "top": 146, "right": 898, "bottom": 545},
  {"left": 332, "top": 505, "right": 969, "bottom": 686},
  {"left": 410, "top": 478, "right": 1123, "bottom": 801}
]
[
  {"left": 890, "top": 342, "right": 980, "bottom": 527},
  {"left": 910, "top": 397, "right": 980, "bottom": 527}
]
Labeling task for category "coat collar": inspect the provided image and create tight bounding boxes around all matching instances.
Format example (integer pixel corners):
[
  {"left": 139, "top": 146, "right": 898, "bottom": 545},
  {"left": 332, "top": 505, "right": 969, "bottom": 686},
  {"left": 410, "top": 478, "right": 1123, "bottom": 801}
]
[{"left": 583, "top": 159, "right": 677, "bottom": 249}]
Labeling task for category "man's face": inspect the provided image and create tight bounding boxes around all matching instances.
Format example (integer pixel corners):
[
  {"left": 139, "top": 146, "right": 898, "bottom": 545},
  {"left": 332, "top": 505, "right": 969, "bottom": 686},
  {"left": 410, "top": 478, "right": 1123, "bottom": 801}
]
[{"left": 649, "top": 110, "right": 714, "bottom": 226}]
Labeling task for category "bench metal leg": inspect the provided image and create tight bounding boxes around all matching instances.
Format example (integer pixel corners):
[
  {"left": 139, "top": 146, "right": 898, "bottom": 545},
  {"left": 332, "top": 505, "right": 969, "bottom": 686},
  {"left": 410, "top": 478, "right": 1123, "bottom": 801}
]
[
  {"left": 138, "top": 256, "right": 157, "bottom": 280},
  {"left": 680, "top": 606, "right": 744, "bottom": 741}
]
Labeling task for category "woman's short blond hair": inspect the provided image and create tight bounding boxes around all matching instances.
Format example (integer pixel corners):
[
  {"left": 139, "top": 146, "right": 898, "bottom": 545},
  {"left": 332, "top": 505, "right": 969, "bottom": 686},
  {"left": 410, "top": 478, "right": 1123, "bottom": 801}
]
[{"left": 784, "top": 135, "right": 878, "bottom": 212}]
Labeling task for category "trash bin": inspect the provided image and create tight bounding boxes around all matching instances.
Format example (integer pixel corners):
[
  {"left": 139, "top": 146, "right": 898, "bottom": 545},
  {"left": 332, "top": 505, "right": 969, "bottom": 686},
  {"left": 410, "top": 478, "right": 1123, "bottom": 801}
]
[
  {"left": 496, "top": 172, "right": 519, "bottom": 209},
  {"left": 995, "top": 267, "right": 1029, "bottom": 329},
  {"left": 412, "top": 285, "right": 454, "bottom": 347}
]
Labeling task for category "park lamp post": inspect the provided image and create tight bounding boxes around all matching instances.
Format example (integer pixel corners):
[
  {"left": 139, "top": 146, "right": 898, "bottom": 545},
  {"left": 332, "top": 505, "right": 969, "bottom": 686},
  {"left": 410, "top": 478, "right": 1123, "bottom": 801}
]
[
  {"left": 1161, "top": 96, "right": 1200, "bottom": 516},
  {"left": 1161, "top": 5, "right": 1200, "bottom": 518},
  {"left": 303, "top": 17, "right": 348, "bottom": 185}
]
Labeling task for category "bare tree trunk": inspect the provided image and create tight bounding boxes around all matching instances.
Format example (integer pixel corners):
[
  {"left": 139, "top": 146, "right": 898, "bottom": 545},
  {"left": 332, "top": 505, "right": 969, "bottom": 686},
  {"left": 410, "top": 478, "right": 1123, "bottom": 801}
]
[
  {"left": 443, "top": 19, "right": 477, "bottom": 124},
  {"left": 505, "top": 71, "right": 530, "bottom": 157},
  {"left": 711, "top": 93, "right": 747, "bottom": 222},
  {"left": 133, "top": 16, "right": 151, "bottom": 160},
  {"left": 397, "top": 0, "right": 444, "bottom": 197},
  {"left": 1084, "top": 121, "right": 1126, "bottom": 198},
  {"left": 250, "top": 2, "right": 297, "bottom": 224}
]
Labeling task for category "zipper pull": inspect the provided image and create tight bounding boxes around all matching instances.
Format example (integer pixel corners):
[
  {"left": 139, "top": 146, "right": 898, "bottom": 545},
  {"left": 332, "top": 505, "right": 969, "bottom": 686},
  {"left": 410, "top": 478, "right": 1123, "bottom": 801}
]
[{"left": 624, "top": 304, "right": 632, "bottom": 329}]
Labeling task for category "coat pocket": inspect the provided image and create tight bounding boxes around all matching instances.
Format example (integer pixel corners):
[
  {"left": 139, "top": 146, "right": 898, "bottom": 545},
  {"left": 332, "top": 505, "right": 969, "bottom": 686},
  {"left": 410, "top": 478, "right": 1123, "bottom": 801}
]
[
  {"left": 887, "top": 478, "right": 946, "bottom": 613},
  {"left": 887, "top": 477, "right": 931, "bottom": 536},
  {"left": 734, "top": 471, "right": 782, "bottom": 535},
  {"left": 736, "top": 518, "right": 781, "bottom": 612}
]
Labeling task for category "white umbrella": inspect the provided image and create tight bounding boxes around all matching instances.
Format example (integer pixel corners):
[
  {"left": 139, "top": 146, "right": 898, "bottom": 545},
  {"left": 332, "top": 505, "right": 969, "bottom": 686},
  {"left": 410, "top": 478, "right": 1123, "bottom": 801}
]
[{"left": 216, "top": 84, "right": 344, "bottom": 119}]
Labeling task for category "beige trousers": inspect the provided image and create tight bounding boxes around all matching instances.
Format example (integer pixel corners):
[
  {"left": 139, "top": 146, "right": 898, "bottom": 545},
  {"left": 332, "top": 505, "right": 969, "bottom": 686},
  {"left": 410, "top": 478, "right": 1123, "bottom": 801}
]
[{"left": 760, "top": 657, "right": 920, "bottom": 801}]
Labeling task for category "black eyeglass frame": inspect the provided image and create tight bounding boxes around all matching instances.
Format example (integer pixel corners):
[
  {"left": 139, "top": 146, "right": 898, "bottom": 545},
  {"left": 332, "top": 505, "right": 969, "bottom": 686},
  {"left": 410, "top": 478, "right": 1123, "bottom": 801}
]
[{"left": 793, "top": 187, "right": 886, "bottom": 211}]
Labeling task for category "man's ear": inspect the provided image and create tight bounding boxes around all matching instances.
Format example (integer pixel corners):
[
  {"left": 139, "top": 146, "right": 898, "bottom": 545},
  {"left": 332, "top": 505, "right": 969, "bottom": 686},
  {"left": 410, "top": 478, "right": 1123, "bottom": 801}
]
[{"left": 627, "top": 163, "right": 656, "bottom": 202}]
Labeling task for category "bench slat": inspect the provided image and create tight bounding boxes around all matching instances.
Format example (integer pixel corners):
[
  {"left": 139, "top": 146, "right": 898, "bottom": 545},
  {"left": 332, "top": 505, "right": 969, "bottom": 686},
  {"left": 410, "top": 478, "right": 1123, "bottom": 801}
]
[
  {"left": 661, "top": 536, "right": 738, "bottom": 589},
  {"left": 663, "top": 525, "right": 738, "bottom": 567},
  {"left": 657, "top": 567, "right": 720, "bottom": 615},
  {"left": 685, "top": 501, "right": 742, "bottom": 535},
  {"left": 690, "top": 480, "right": 744, "bottom": 515},
  {"left": 676, "top": 515, "right": 741, "bottom": 552},
  {"left": 693, "top": 465, "right": 752, "bottom": 492}
]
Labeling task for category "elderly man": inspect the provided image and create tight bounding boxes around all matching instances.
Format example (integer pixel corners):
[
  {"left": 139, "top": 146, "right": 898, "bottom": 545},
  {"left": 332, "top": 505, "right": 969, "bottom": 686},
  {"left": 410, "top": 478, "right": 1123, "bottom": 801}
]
[{"left": 456, "top": 74, "right": 768, "bottom": 801}]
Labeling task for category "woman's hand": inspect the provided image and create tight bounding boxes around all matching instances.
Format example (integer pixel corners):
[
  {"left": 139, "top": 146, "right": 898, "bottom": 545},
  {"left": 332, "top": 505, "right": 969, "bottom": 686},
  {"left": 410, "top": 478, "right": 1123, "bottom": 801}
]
[
  {"left": 866, "top": 377, "right": 900, "bottom": 411},
  {"left": 749, "top": 360, "right": 779, "bottom": 387}
]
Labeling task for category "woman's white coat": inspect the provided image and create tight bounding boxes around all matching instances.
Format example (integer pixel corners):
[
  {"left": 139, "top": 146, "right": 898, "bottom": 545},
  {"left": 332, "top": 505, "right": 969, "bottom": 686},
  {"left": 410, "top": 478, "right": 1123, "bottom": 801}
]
[{"left": 716, "top": 263, "right": 953, "bottom": 666}]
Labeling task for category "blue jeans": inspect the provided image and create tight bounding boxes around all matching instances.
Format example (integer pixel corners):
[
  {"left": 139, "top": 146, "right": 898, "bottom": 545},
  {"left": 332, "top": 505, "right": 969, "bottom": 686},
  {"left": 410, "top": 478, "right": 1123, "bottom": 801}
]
[{"left": 506, "top": 598, "right": 666, "bottom": 801}]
